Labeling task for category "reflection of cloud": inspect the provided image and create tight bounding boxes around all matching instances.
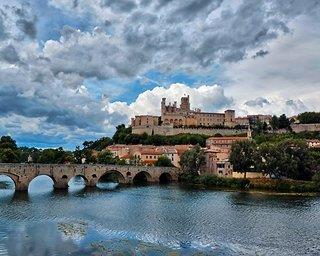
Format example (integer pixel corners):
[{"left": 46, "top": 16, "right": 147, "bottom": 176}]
[
  {"left": 4, "top": 222, "right": 79, "bottom": 255},
  {"left": 58, "top": 221, "right": 88, "bottom": 242}
]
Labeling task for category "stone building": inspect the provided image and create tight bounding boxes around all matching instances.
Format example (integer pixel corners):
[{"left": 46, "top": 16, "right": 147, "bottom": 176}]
[
  {"left": 106, "top": 144, "right": 192, "bottom": 167},
  {"left": 160, "top": 96, "right": 236, "bottom": 127},
  {"left": 131, "top": 95, "right": 237, "bottom": 130}
]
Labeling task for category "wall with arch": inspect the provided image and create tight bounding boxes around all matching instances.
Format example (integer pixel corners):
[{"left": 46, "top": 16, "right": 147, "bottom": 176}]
[{"left": 0, "top": 163, "right": 180, "bottom": 191}]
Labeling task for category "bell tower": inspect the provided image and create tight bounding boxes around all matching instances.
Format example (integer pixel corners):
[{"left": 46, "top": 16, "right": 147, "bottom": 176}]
[{"left": 180, "top": 95, "right": 190, "bottom": 112}]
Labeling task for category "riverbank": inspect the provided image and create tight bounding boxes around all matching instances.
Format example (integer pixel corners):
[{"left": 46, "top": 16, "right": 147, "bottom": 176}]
[{"left": 179, "top": 174, "right": 320, "bottom": 194}]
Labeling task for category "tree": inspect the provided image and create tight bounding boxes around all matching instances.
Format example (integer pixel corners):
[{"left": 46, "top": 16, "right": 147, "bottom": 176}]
[
  {"left": 155, "top": 155, "right": 174, "bottom": 167},
  {"left": 0, "top": 148, "right": 19, "bottom": 163},
  {"left": 256, "top": 139, "right": 313, "bottom": 180},
  {"left": 0, "top": 136, "right": 18, "bottom": 150},
  {"left": 179, "top": 145, "right": 205, "bottom": 176},
  {"left": 270, "top": 115, "right": 279, "bottom": 130},
  {"left": 256, "top": 143, "right": 286, "bottom": 179},
  {"left": 278, "top": 114, "right": 290, "bottom": 129},
  {"left": 97, "top": 150, "right": 115, "bottom": 164},
  {"left": 298, "top": 112, "right": 320, "bottom": 124},
  {"left": 74, "top": 146, "right": 83, "bottom": 164},
  {"left": 229, "top": 140, "right": 256, "bottom": 178}
]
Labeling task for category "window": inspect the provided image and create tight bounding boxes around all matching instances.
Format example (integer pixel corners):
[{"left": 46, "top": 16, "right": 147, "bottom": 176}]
[{"left": 146, "top": 156, "right": 148, "bottom": 159}]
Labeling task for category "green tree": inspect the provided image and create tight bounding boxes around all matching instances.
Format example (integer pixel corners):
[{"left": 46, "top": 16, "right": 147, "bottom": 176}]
[
  {"left": 270, "top": 115, "right": 279, "bottom": 130},
  {"left": 256, "top": 139, "right": 312, "bottom": 180},
  {"left": 229, "top": 140, "right": 256, "bottom": 178},
  {"left": 278, "top": 114, "right": 291, "bottom": 129},
  {"left": 298, "top": 112, "right": 320, "bottom": 124},
  {"left": 155, "top": 155, "right": 174, "bottom": 167},
  {"left": 0, "top": 136, "right": 18, "bottom": 150},
  {"left": 0, "top": 148, "right": 19, "bottom": 163},
  {"left": 97, "top": 150, "right": 116, "bottom": 164},
  {"left": 179, "top": 145, "right": 205, "bottom": 176}
]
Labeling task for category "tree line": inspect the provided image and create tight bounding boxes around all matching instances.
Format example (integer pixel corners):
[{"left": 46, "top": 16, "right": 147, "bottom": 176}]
[{"left": 229, "top": 139, "right": 320, "bottom": 181}]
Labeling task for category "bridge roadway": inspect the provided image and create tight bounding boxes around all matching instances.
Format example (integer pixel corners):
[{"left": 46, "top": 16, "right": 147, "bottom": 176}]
[{"left": 0, "top": 163, "right": 180, "bottom": 191}]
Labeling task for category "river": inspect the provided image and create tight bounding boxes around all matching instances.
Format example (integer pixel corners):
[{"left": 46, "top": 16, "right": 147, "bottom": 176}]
[{"left": 0, "top": 175, "right": 320, "bottom": 255}]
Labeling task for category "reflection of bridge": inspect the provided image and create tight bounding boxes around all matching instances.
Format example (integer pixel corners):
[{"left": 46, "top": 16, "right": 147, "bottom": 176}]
[{"left": 0, "top": 163, "right": 180, "bottom": 191}]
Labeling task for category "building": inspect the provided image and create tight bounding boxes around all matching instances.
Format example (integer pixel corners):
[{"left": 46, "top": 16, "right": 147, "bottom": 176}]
[
  {"left": 106, "top": 144, "right": 192, "bottom": 167},
  {"left": 206, "top": 136, "right": 249, "bottom": 153},
  {"left": 131, "top": 95, "right": 237, "bottom": 129},
  {"left": 247, "top": 114, "right": 272, "bottom": 124},
  {"left": 235, "top": 117, "right": 250, "bottom": 126},
  {"left": 203, "top": 147, "right": 233, "bottom": 177},
  {"left": 160, "top": 96, "right": 236, "bottom": 127}
]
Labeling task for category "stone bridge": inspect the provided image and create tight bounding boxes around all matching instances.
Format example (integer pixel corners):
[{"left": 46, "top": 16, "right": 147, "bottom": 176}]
[{"left": 0, "top": 163, "right": 180, "bottom": 191}]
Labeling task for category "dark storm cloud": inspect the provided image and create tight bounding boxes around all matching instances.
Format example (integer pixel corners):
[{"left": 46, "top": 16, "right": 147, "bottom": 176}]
[
  {"left": 245, "top": 97, "right": 271, "bottom": 108},
  {"left": 0, "top": 0, "right": 319, "bottom": 147},
  {"left": 0, "top": 86, "right": 91, "bottom": 130},
  {"left": 0, "top": 15, "right": 7, "bottom": 40},
  {"left": 253, "top": 50, "right": 269, "bottom": 58},
  {"left": 0, "top": 45, "right": 20, "bottom": 63},
  {"left": 101, "top": 0, "right": 137, "bottom": 13},
  {"left": 16, "top": 18, "right": 37, "bottom": 38},
  {"left": 174, "top": 0, "right": 223, "bottom": 18}
]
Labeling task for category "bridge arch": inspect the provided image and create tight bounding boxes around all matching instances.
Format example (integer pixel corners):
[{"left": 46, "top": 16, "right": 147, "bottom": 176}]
[
  {"left": 0, "top": 173, "right": 18, "bottom": 189},
  {"left": 159, "top": 172, "right": 172, "bottom": 184},
  {"left": 98, "top": 170, "right": 125, "bottom": 184},
  {"left": 68, "top": 175, "right": 89, "bottom": 187},
  {"left": 28, "top": 174, "right": 56, "bottom": 191},
  {"left": 133, "top": 171, "right": 152, "bottom": 184}
]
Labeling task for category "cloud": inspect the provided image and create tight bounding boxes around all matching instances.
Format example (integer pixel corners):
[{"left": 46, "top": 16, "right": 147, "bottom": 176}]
[
  {"left": 0, "top": 0, "right": 319, "bottom": 148},
  {"left": 238, "top": 97, "right": 309, "bottom": 117},
  {"left": 253, "top": 49, "right": 269, "bottom": 58},
  {"left": 245, "top": 97, "right": 270, "bottom": 107},
  {"left": 109, "top": 83, "right": 233, "bottom": 117}
]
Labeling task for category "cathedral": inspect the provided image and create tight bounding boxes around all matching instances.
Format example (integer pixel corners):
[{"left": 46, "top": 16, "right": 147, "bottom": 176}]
[{"left": 131, "top": 95, "right": 236, "bottom": 128}]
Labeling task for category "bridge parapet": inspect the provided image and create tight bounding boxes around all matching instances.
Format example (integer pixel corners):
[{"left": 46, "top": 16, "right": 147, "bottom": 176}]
[{"left": 0, "top": 163, "right": 181, "bottom": 191}]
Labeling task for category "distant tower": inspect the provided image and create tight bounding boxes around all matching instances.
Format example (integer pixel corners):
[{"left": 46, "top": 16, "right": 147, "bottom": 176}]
[
  {"left": 180, "top": 95, "right": 190, "bottom": 112},
  {"left": 161, "top": 98, "right": 166, "bottom": 115}
]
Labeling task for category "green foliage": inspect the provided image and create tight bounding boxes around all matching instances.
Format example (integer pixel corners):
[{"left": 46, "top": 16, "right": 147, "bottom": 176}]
[
  {"left": 97, "top": 150, "right": 115, "bottom": 164},
  {"left": 298, "top": 112, "right": 320, "bottom": 124},
  {"left": 229, "top": 140, "right": 256, "bottom": 177},
  {"left": 38, "top": 147, "right": 75, "bottom": 164},
  {"left": 269, "top": 114, "right": 291, "bottom": 130},
  {"left": 0, "top": 148, "right": 19, "bottom": 163},
  {"left": 278, "top": 114, "right": 291, "bottom": 129},
  {"left": 0, "top": 136, "right": 20, "bottom": 163},
  {"left": 154, "top": 155, "right": 174, "bottom": 167},
  {"left": 179, "top": 145, "right": 205, "bottom": 176},
  {"left": 97, "top": 150, "right": 126, "bottom": 165},
  {"left": 83, "top": 137, "right": 113, "bottom": 151},
  {"left": 250, "top": 120, "right": 268, "bottom": 134},
  {"left": 179, "top": 173, "right": 250, "bottom": 190},
  {"left": 112, "top": 124, "right": 132, "bottom": 144},
  {"left": 256, "top": 139, "right": 312, "bottom": 180},
  {"left": 312, "top": 172, "right": 320, "bottom": 188},
  {"left": 253, "top": 131, "right": 320, "bottom": 144}
]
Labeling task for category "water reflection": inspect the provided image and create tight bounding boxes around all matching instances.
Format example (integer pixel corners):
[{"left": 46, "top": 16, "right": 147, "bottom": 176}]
[
  {"left": 28, "top": 175, "right": 54, "bottom": 195},
  {"left": 0, "top": 175, "right": 15, "bottom": 202},
  {"left": 68, "top": 176, "right": 87, "bottom": 192},
  {"left": 1, "top": 176, "right": 320, "bottom": 255}
]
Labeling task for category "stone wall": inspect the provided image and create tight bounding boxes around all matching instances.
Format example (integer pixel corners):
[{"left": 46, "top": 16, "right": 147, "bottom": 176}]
[
  {"left": 132, "top": 125, "right": 247, "bottom": 136},
  {"left": 0, "top": 163, "right": 180, "bottom": 191},
  {"left": 291, "top": 123, "right": 320, "bottom": 133}
]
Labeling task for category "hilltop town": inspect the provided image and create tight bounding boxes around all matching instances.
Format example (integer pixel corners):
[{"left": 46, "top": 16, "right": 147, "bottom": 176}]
[{"left": 1, "top": 95, "right": 319, "bottom": 183}]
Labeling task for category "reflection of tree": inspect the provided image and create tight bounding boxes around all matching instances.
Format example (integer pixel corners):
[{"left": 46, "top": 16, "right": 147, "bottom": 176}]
[{"left": 58, "top": 221, "right": 88, "bottom": 241}]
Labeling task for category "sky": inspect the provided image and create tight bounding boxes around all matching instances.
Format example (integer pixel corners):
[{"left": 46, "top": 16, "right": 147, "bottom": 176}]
[{"left": 0, "top": 0, "right": 319, "bottom": 149}]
